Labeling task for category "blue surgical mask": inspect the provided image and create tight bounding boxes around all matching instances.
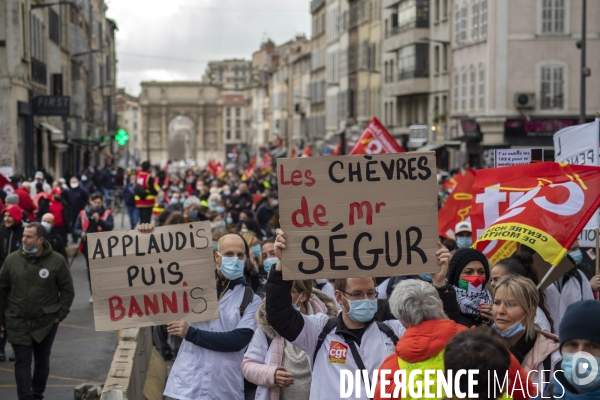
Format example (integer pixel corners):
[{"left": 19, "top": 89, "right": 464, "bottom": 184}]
[
  {"left": 293, "top": 295, "right": 303, "bottom": 312},
  {"left": 251, "top": 245, "right": 261, "bottom": 258},
  {"left": 344, "top": 298, "right": 377, "bottom": 323},
  {"left": 23, "top": 242, "right": 40, "bottom": 254},
  {"left": 180, "top": 198, "right": 185, "bottom": 204},
  {"left": 263, "top": 258, "right": 278, "bottom": 273},
  {"left": 226, "top": 217, "right": 233, "bottom": 224},
  {"left": 218, "top": 253, "right": 245, "bottom": 280},
  {"left": 170, "top": 198, "right": 179, "bottom": 205},
  {"left": 216, "top": 206, "right": 225, "bottom": 213},
  {"left": 419, "top": 273, "right": 433, "bottom": 282},
  {"left": 212, "top": 242, "right": 218, "bottom": 252},
  {"left": 188, "top": 210, "right": 198, "bottom": 220},
  {"left": 456, "top": 236, "right": 473, "bottom": 249},
  {"left": 569, "top": 249, "right": 583, "bottom": 266},
  {"left": 492, "top": 320, "right": 525, "bottom": 338},
  {"left": 210, "top": 201, "right": 218, "bottom": 208},
  {"left": 562, "top": 352, "right": 600, "bottom": 393}
]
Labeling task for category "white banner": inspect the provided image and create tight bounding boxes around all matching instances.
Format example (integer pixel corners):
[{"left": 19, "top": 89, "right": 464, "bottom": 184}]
[{"left": 554, "top": 119, "right": 600, "bottom": 247}]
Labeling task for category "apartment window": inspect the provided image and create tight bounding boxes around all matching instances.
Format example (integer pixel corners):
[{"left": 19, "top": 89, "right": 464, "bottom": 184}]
[
  {"left": 226, "top": 108, "right": 231, "bottom": 117},
  {"left": 442, "top": 45, "right": 447, "bottom": 71},
  {"left": 434, "top": 46, "right": 440, "bottom": 73},
  {"left": 454, "top": 6, "right": 460, "bottom": 43},
  {"left": 469, "top": 65, "right": 476, "bottom": 110},
  {"left": 540, "top": 64, "right": 564, "bottom": 109},
  {"left": 471, "top": 1, "right": 479, "bottom": 40},
  {"left": 435, "top": 0, "right": 440, "bottom": 21},
  {"left": 226, "top": 120, "right": 231, "bottom": 128},
  {"left": 480, "top": 0, "right": 488, "bottom": 37},
  {"left": 460, "top": 4, "right": 467, "bottom": 43},
  {"left": 434, "top": 96, "right": 440, "bottom": 119},
  {"left": 453, "top": 71, "right": 459, "bottom": 110},
  {"left": 235, "top": 130, "right": 241, "bottom": 140},
  {"left": 461, "top": 68, "right": 467, "bottom": 111},
  {"left": 21, "top": 4, "right": 27, "bottom": 57},
  {"left": 235, "top": 108, "right": 241, "bottom": 117},
  {"left": 31, "top": 14, "right": 45, "bottom": 61},
  {"left": 226, "top": 130, "right": 231, "bottom": 140},
  {"left": 478, "top": 64, "right": 485, "bottom": 109},
  {"left": 443, "top": 0, "right": 448, "bottom": 17},
  {"left": 236, "top": 119, "right": 241, "bottom": 128},
  {"left": 541, "top": 0, "right": 565, "bottom": 34},
  {"left": 442, "top": 95, "right": 447, "bottom": 117},
  {"left": 49, "top": 8, "right": 60, "bottom": 44},
  {"left": 398, "top": 45, "right": 415, "bottom": 79}
]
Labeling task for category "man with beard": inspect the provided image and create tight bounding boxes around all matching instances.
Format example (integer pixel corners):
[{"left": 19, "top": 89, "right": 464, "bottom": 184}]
[{"left": 72, "top": 192, "right": 114, "bottom": 303}]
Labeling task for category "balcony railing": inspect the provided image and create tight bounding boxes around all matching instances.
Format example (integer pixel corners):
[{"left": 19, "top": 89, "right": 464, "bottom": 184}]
[
  {"left": 31, "top": 58, "right": 47, "bottom": 85},
  {"left": 398, "top": 68, "right": 429, "bottom": 81}
]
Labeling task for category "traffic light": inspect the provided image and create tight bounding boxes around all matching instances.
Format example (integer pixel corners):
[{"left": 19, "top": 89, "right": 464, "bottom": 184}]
[{"left": 115, "top": 129, "right": 129, "bottom": 146}]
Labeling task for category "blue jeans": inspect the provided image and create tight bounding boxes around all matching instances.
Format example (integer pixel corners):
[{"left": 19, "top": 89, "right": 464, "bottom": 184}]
[{"left": 126, "top": 205, "right": 139, "bottom": 229}]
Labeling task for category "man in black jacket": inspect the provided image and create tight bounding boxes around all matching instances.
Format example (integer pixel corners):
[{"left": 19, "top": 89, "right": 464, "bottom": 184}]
[
  {"left": 41, "top": 213, "right": 67, "bottom": 261},
  {"left": 231, "top": 182, "right": 253, "bottom": 211}
]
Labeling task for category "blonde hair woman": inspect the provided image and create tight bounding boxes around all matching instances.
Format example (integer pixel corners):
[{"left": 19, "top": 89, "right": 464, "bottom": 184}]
[{"left": 492, "top": 275, "right": 561, "bottom": 393}]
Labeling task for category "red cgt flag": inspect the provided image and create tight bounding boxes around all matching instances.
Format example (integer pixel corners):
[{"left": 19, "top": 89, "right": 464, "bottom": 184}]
[
  {"left": 472, "top": 162, "right": 600, "bottom": 269},
  {"left": 259, "top": 152, "right": 273, "bottom": 175},
  {"left": 290, "top": 148, "right": 297, "bottom": 158},
  {"left": 301, "top": 145, "right": 312, "bottom": 157},
  {"left": 349, "top": 117, "right": 405, "bottom": 155},
  {"left": 438, "top": 169, "right": 476, "bottom": 239},
  {"left": 242, "top": 155, "right": 257, "bottom": 181}
]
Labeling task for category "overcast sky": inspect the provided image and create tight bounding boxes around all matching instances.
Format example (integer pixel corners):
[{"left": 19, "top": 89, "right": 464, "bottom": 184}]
[{"left": 105, "top": 0, "right": 311, "bottom": 96}]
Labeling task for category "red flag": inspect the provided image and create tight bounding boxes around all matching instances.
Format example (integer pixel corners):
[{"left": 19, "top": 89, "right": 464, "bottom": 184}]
[
  {"left": 0, "top": 175, "right": 15, "bottom": 196},
  {"left": 301, "top": 145, "right": 312, "bottom": 158},
  {"left": 438, "top": 169, "right": 476, "bottom": 238},
  {"left": 331, "top": 140, "right": 342, "bottom": 156},
  {"left": 290, "top": 148, "right": 297, "bottom": 158},
  {"left": 207, "top": 159, "right": 217, "bottom": 175},
  {"left": 259, "top": 152, "right": 273, "bottom": 175},
  {"left": 349, "top": 117, "right": 405, "bottom": 155},
  {"left": 472, "top": 162, "right": 600, "bottom": 267},
  {"left": 242, "top": 155, "right": 257, "bottom": 181},
  {"left": 214, "top": 161, "right": 226, "bottom": 179}
]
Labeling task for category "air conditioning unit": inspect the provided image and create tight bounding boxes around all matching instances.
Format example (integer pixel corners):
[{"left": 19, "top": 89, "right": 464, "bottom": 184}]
[{"left": 514, "top": 93, "right": 535, "bottom": 109}]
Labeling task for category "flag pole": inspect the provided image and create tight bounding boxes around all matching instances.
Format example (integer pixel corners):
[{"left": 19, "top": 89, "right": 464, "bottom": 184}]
[{"left": 537, "top": 265, "right": 557, "bottom": 290}]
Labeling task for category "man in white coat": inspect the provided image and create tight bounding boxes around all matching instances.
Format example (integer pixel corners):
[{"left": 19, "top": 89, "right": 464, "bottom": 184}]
[{"left": 161, "top": 232, "right": 261, "bottom": 400}]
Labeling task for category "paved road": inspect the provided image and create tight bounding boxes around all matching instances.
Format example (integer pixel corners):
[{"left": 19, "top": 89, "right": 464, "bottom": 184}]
[{"left": 0, "top": 212, "right": 131, "bottom": 399}]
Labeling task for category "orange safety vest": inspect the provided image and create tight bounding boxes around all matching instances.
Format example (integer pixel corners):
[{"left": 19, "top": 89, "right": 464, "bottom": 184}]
[
  {"left": 78, "top": 209, "right": 112, "bottom": 252},
  {"left": 134, "top": 172, "right": 156, "bottom": 208}
]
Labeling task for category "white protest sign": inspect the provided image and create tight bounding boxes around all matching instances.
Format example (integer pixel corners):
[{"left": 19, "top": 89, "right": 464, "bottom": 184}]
[
  {"left": 554, "top": 119, "right": 600, "bottom": 247},
  {"left": 494, "top": 148, "right": 544, "bottom": 167}
]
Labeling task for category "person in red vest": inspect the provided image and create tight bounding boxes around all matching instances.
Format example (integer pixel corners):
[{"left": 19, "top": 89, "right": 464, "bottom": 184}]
[
  {"left": 37, "top": 188, "right": 69, "bottom": 245},
  {"left": 135, "top": 161, "right": 157, "bottom": 224},
  {"left": 14, "top": 182, "right": 36, "bottom": 223},
  {"left": 72, "top": 192, "right": 114, "bottom": 303}
]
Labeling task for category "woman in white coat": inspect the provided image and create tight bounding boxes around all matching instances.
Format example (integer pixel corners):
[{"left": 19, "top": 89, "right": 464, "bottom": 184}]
[
  {"left": 242, "top": 280, "right": 337, "bottom": 400},
  {"left": 492, "top": 275, "right": 561, "bottom": 393}
]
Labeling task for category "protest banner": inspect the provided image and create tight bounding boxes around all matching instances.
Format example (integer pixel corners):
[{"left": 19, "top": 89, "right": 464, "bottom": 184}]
[
  {"left": 88, "top": 221, "right": 219, "bottom": 331},
  {"left": 494, "top": 148, "right": 544, "bottom": 167},
  {"left": 278, "top": 152, "right": 439, "bottom": 280},
  {"left": 438, "top": 169, "right": 476, "bottom": 239},
  {"left": 473, "top": 162, "right": 600, "bottom": 270},
  {"left": 554, "top": 118, "right": 600, "bottom": 247},
  {"left": 348, "top": 117, "right": 405, "bottom": 155}
]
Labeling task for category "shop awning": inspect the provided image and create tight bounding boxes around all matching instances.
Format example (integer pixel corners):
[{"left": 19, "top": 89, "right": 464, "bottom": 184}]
[{"left": 38, "top": 122, "right": 64, "bottom": 142}]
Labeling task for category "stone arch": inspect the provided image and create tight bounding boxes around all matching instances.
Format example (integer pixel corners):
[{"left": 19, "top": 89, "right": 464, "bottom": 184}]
[{"left": 168, "top": 115, "right": 195, "bottom": 162}]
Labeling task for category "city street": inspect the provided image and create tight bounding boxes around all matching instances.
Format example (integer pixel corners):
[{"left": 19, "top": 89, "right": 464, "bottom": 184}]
[{"left": 0, "top": 215, "right": 131, "bottom": 400}]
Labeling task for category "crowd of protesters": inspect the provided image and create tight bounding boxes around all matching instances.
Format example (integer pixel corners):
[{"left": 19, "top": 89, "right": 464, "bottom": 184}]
[{"left": 1, "top": 157, "right": 600, "bottom": 400}]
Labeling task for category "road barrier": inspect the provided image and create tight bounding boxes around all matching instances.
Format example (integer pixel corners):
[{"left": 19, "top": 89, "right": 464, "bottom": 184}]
[{"left": 100, "top": 327, "right": 167, "bottom": 400}]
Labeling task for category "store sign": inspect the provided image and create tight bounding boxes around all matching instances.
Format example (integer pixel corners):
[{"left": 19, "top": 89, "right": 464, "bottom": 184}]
[
  {"left": 504, "top": 119, "right": 579, "bottom": 146},
  {"left": 494, "top": 148, "right": 544, "bottom": 167},
  {"left": 32, "top": 96, "right": 70, "bottom": 116}
]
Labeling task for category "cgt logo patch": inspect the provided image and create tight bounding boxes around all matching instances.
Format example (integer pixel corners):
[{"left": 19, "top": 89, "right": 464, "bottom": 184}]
[{"left": 328, "top": 341, "right": 348, "bottom": 364}]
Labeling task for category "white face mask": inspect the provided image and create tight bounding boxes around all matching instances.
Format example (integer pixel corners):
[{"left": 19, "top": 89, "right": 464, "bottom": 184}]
[{"left": 71, "top": 183, "right": 79, "bottom": 188}]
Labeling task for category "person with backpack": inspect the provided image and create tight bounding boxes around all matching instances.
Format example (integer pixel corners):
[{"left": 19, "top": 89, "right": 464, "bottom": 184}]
[
  {"left": 264, "top": 229, "right": 450, "bottom": 399},
  {"left": 242, "top": 280, "right": 337, "bottom": 400},
  {"left": 137, "top": 225, "right": 261, "bottom": 400}
]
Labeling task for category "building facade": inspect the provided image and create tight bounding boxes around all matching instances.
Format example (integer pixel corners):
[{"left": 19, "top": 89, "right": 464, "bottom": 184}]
[
  {"left": 116, "top": 88, "right": 141, "bottom": 168},
  {"left": 202, "top": 59, "right": 253, "bottom": 91},
  {"left": 0, "top": 0, "right": 117, "bottom": 180}
]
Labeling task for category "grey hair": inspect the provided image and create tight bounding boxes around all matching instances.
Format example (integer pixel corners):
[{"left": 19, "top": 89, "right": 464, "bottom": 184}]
[
  {"left": 5, "top": 194, "right": 19, "bottom": 205},
  {"left": 183, "top": 196, "right": 201, "bottom": 209},
  {"left": 389, "top": 279, "right": 447, "bottom": 328}
]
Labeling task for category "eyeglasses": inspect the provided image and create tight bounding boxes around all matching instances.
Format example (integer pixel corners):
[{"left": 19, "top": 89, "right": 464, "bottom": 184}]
[{"left": 342, "top": 291, "right": 378, "bottom": 300}]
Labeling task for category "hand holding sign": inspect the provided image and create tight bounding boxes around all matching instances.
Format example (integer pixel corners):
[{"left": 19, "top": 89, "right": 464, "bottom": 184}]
[
  {"left": 274, "top": 228, "right": 286, "bottom": 271},
  {"left": 167, "top": 320, "right": 190, "bottom": 338}
]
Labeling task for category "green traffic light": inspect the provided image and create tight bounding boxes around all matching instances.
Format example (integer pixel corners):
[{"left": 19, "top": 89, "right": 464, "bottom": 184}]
[{"left": 115, "top": 129, "right": 129, "bottom": 146}]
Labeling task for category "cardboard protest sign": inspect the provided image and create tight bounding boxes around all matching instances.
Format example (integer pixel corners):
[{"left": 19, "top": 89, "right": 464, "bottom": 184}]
[
  {"left": 531, "top": 252, "right": 574, "bottom": 291},
  {"left": 88, "top": 221, "right": 219, "bottom": 331},
  {"left": 278, "top": 152, "right": 439, "bottom": 280}
]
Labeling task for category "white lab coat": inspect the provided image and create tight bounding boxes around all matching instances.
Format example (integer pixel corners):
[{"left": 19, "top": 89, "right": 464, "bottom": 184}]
[
  {"left": 163, "top": 284, "right": 261, "bottom": 400},
  {"left": 534, "top": 306, "right": 552, "bottom": 332},
  {"left": 292, "top": 313, "right": 405, "bottom": 400},
  {"left": 544, "top": 272, "right": 594, "bottom": 334}
]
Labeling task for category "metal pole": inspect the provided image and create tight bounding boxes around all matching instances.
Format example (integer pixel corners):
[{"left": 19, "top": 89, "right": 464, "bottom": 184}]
[{"left": 580, "top": 0, "right": 586, "bottom": 124}]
